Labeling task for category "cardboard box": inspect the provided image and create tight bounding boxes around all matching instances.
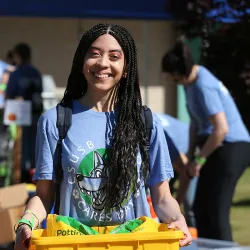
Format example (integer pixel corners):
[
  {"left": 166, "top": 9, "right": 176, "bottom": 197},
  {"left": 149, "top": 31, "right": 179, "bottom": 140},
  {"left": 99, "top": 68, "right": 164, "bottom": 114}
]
[
  {"left": 0, "top": 184, "right": 28, "bottom": 244},
  {"left": 0, "top": 183, "right": 28, "bottom": 210},
  {"left": 0, "top": 205, "right": 26, "bottom": 244}
]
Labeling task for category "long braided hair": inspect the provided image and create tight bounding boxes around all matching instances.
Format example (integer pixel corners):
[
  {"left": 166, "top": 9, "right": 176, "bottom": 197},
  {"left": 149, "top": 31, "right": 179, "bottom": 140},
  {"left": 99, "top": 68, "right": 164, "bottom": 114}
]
[{"left": 61, "top": 23, "right": 150, "bottom": 212}]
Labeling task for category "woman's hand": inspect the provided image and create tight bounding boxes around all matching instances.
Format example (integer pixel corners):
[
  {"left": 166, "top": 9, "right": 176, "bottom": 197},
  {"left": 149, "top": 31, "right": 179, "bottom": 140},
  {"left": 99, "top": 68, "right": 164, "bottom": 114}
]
[
  {"left": 176, "top": 171, "right": 190, "bottom": 205},
  {"left": 150, "top": 181, "right": 192, "bottom": 247},
  {"left": 168, "top": 214, "right": 192, "bottom": 247},
  {"left": 187, "top": 161, "right": 202, "bottom": 177},
  {"left": 14, "top": 224, "right": 32, "bottom": 250}
]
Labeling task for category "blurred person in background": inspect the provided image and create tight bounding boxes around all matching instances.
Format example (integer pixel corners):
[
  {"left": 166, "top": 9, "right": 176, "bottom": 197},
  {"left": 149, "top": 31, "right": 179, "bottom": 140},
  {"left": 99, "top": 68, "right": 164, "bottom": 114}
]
[
  {"left": 161, "top": 41, "right": 250, "bottom": 241},
  {"left": 0, "top": 56, "right": 12, "bottom": 81},
  {"left": 0, "top": 50, "right": 16, "bottom": 98},
  {"left": 0, "top": 52, "right": 15, "bottom": 101},
  {"left": 6, "top": 50, "right": 16, "bottom": 66},
  {"left": 0, "top": 60, "right": 10, "bottom": 109},
  {"left": 0, "top": 51, "right": 16, "bottom": 187},
  {"left": 156, "top": 113, "right": 198, "bottom": 228},
  {"left": 6, "top": 43, "right": 43, "bottom": 183},
  {"left": 0, "top": 58, "right": 12, "bottom": 186}
]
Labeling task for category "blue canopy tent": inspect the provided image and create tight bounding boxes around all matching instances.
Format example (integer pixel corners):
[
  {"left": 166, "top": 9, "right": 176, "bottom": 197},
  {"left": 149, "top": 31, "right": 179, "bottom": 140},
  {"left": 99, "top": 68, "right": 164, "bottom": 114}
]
[
  {"left": 206, "top": 0, "right": 250, "bottom": 23},
  {"left": 1, "top": 0, "right": 249, "bottom": 22},
  {"left": 1, "top": 0, "right": 249, "bottom": 111},
  {"left": 0, "top": 0, "right": 172, "bottom": 19}
]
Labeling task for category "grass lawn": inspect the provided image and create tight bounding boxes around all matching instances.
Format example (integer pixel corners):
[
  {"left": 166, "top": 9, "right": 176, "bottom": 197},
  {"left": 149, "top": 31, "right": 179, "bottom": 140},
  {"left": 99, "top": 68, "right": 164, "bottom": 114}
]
[{"left": 231, "top": 167, "right": 250, "bottom": 245}]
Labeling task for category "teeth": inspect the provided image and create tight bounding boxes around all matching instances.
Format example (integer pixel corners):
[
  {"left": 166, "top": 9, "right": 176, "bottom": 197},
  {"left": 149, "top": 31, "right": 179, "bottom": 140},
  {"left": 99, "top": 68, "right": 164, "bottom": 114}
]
[{"left": 94, "top": 73, "right": 109, "bottom": 79}]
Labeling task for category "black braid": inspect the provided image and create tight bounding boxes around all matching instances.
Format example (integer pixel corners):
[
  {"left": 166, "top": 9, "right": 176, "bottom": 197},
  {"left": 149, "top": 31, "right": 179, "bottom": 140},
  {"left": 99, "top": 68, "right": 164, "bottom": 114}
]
[{"left": 61, "top": 23, "right": 150, "bottom": 213}]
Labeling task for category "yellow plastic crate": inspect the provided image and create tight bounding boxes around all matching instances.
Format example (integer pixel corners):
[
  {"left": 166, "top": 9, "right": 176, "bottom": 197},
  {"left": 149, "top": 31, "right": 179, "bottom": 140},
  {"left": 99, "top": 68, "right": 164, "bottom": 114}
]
[{"left": 29, "top": 223, "right": 184, "bottom": 250}]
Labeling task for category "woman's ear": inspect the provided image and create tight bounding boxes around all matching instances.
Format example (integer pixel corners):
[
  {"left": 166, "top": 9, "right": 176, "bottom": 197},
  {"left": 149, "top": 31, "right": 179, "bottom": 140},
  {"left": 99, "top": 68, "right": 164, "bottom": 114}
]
[{"left": 123, "top": 63, "right": 128, "bottom": 78}]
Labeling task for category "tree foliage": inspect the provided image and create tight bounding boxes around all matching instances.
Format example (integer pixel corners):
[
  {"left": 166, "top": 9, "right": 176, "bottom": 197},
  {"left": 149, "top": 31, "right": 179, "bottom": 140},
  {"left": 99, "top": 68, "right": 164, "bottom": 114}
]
[{"left": 167, "top": 0, "right": 250, "bottom": 130}]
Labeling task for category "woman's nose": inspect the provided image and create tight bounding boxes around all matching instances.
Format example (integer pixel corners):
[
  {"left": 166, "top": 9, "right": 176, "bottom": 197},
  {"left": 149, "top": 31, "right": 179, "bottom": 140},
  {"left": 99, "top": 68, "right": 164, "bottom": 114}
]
[{"left": 96, "top": 55, "right": 109, "bottom": 68}]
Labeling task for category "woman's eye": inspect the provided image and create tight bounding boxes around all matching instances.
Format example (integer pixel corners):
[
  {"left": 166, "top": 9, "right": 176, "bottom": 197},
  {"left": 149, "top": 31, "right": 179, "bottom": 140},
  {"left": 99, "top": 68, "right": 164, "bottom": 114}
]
[
  {"left": 110, "top": 55, "right": 119, "bottom": 60},
  {"left": 91, "top": 52, "right": 100, "bottom": 57}
]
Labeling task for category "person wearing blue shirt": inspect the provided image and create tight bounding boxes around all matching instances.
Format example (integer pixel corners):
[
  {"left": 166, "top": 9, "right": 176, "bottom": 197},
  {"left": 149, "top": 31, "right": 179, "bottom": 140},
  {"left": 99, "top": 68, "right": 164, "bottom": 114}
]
[
  {"left": 0, "top": 59, "right": 14, "bottom": 109},
  {"left": 156, "top": 113, "right": 198, "bottom": 228},
  {"left": 156, "top": 113, "right": 189, "bottom": 162},
  {"left": 0, "top": 60, "right": 10, "bottom": 80},
  {"left": 162, "top": 41, "right": 250, "bottom": 241},
  {"left": 0, "top": 56, "right": 15, "bottom": 187},
  {"left": 14, "top": 24, "right": 192, "bottom": 250},
  {"left": 6, "top": 43, "right": 43, "bottom": 183}
]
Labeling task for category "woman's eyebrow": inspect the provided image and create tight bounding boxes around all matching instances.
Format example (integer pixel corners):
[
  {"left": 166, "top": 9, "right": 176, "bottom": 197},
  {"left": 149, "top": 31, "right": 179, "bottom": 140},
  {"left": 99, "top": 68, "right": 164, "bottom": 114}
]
[{"left": 109, "top": 49, "right": 123, "bottom": 54}]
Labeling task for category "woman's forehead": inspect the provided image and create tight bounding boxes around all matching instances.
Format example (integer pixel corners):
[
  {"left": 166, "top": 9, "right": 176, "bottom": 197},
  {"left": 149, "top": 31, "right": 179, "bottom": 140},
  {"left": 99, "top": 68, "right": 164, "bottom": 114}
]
[{"left": 91, "top": 34, "right": 123, "bottom": 52}]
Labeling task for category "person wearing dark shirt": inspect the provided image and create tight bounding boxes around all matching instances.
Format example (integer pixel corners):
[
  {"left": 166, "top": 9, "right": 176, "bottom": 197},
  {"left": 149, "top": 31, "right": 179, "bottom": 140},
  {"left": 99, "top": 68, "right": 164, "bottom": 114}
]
[{"left": 6, "top": 43, "right": 43, "bottom": 183}]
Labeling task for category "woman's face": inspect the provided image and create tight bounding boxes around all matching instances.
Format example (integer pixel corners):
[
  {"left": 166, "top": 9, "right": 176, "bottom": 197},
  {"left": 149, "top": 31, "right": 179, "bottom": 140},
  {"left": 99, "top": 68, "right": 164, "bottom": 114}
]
[{"left": 83, "top": 34, "right": 125, "bottom": 94}]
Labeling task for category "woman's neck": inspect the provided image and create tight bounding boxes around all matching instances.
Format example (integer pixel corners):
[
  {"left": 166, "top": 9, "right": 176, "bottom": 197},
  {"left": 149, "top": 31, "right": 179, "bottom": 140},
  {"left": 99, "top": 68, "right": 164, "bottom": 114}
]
[{"left": 79, "top": 86, "right": 118, "bottom": 112}]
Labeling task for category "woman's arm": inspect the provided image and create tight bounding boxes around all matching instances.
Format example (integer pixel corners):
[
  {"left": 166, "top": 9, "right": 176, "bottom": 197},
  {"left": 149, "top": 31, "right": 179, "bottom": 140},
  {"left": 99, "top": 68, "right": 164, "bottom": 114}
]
[
  {"left": 173, "top": 153, "right": 190, "bottom": 204},
  {"left": 15, "top": 180, "right": 55, "bottom": 250},
  {"left": 21, "top": 180, "right": 55, "bottom": 227},
  {"left": 147, "top": 114, "right": 191, "bottom": 246},
  {"left": 173, "top": 152, "right": 188, "bottom": 172},
  {"left": 199, "top": 112, "right": 228, "bottom": 158},
  {"left": 150, "top": 180, "right": 192, "bottom": 247},
  {"left": 187, "top": 112, "right": 228, "bottom": 177}
]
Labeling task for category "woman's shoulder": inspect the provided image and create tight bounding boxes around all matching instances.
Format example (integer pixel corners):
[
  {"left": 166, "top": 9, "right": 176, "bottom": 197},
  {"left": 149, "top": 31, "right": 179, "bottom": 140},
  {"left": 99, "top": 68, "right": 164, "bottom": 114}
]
[
  {"left": 152, "top": 112, "right": 162, "bottom": 126},
  {"left": 38, "top": 106, "right": 57, "bottom": 128},
  {"left": 151, "top": 112, "right": 165, "bottom": 138},
  {"left": 197, "top": 65, "right": 220, "bottom": 89}
]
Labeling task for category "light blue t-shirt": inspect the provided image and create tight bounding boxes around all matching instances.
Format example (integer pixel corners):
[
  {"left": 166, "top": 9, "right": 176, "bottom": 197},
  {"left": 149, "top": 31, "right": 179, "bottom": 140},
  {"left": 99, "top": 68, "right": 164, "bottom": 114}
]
[
  {"left": 185, "top": 66, "right": 250, "bottom": 143},
  {"left": 33, "top": 101, "right": 173, "bottom": 226},
  {"left": 0, "top": 60, "right": 11, "bottom": 108},
  {"left": 156, "top": 114, "right": 189, "bottom": 163}
]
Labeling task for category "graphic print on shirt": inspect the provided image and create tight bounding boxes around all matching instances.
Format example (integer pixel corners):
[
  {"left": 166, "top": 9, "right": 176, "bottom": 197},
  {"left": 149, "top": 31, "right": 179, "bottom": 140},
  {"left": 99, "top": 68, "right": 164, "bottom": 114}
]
[
  {"left": 76, "top": 148, "right": 109, "bottom": 211},
  {"left": 68, "top": 142, "right": 141, "bottom": 222},
  {"left": 74, "top": 147, "right": 135, "bottom": 212}
]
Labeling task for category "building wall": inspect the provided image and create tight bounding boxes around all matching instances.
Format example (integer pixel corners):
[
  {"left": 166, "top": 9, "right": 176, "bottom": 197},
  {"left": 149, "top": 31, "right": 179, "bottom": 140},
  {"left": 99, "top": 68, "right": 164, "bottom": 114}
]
[{"left": 0, "top": 17, "right": 177, "bottom": 114}]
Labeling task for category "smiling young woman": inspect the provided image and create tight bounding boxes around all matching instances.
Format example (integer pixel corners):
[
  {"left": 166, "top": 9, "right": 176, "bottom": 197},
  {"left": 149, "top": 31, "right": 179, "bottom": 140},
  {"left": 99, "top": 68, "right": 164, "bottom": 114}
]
[{"left": 14, "top": 24, "right": 192, "bottom": 250}]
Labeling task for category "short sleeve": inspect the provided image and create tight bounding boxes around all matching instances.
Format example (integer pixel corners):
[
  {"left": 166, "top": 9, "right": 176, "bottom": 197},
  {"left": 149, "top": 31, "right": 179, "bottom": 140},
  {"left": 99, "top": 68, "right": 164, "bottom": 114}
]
[
  {"left": 33, "top": 109, "right": 58, "bottom": 181},
  {"left": 6, "top": 71, "right": 18, "bottom": 98},
  {"left": 197, "top": 85, "right": 224, "bottom": 117},
  {"left": 146, "top": 114, "right": 174, "bottom": 187}
]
